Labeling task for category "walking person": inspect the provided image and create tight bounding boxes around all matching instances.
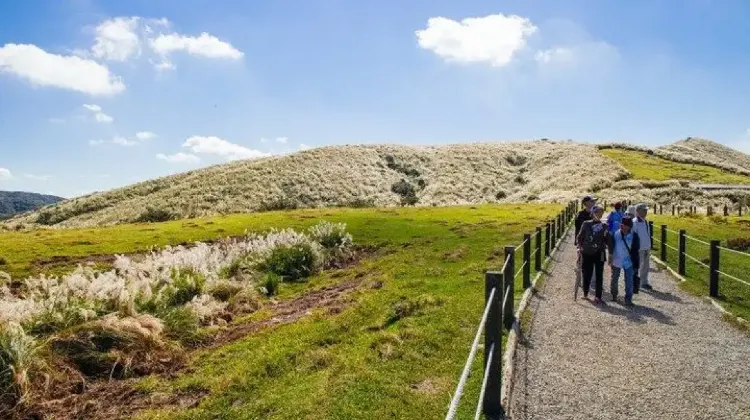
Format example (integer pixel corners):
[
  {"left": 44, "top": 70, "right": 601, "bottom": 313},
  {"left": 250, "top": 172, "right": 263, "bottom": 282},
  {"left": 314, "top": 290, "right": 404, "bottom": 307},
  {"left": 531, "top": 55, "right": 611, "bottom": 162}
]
[
  {"left": 576, "top": 205, "right": 609, "bottom": 303},
  {"left": 574, "top": 196, "right": 596, "bottom": 295},
  {"left": 633, "top": 203, "right": 653, "bottom": 291},
  {"left": 608, "top": 216, "right": 640, "bottom": 306},
  {"left": 607, "top": 202, "right": 625, "bottom": 234}
]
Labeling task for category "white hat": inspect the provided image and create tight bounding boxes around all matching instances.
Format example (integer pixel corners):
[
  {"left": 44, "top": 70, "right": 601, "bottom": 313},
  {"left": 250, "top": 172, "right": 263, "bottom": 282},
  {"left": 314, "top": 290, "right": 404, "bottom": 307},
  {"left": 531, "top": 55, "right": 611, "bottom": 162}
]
[{"left": 626, "top": 205, "right": 637, "bottom": 216}]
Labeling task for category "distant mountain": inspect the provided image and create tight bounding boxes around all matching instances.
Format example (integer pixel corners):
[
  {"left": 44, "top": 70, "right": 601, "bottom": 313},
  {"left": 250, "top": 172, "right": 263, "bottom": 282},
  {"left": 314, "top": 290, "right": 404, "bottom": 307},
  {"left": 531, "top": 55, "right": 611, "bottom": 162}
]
[{"left": 0, "top": 191, "right": 65, "bottom": 218}]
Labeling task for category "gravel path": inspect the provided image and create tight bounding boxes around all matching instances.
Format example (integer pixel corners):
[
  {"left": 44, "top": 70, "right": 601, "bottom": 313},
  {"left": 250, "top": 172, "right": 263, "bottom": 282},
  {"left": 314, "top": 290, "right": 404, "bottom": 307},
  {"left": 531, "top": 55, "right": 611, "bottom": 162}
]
[{"left": 509, "top": 231, "right": 750, "bottom": 420}]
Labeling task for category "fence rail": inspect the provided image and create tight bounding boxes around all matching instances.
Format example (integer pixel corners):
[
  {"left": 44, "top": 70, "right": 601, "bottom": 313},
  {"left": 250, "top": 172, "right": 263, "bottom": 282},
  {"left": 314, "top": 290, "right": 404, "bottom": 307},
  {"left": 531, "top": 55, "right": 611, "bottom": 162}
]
[
  {"left": 601, "top": 200, "right": 748, "bottom": 217},
  {"left": 445, "top": 200, "right": 577, "bottom": 420}
]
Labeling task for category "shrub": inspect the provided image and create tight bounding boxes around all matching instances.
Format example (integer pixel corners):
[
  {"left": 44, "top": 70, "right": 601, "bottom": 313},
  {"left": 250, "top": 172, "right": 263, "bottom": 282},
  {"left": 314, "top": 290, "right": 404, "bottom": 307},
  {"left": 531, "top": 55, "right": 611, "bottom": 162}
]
[
  {"left": 726, "top": 238, "right": 750, "bottom": 252},
  {"left": 708, "top": 215, "right": 729, "bottom": 225},
  {"left": 385, "top": 294, "right": 442, "bottom": 326},
  {"left": 228, "top": 289, "right": 263, "bottom": 313},
  {"left": 341, "top": 198, "right": 375, "bottom": 208},
  {"left": 135, "top": 207, "right": 175, "bottom": 223},
  {"left": 679, "top": 212, "right": 702, "bottom": 220},
  {"left": 261, "top": 273, "right": 281, "bottom": 296},
  {"left": 258, "top": 196, "right": 299, "bottom": 212},
  {"left": 309, "top": 221, "right": 353, "bottom": 250},
  {"left": 0, "top": 323, "right": 43, "bottom": 404},
  {"left": 207, "top": 282, "right": 243, "bottom": 302},
  {"left": 163, "top": 269, "right": 205, "bottom": 307},
  {"left": 259, "top": 244, "right": 318, "bottom": 281},
  {"left": 514, "top": 175, "right": 527, "bottom": 185},
  {"left": 0, "top": 256, "right": 6, "bottom": 266},
  {"left": 495, "top": 190, "right": 507, "bottom": 200},
  {"left": 159, "top": 306, "right": 202, "bottom": 345}
]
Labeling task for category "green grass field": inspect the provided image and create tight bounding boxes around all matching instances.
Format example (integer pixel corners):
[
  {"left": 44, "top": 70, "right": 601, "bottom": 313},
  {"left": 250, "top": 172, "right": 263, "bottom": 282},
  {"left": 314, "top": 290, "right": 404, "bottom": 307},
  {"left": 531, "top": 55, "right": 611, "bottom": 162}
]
[
  {"left": 650, "top": 214, "right": 750, "bottom": 321},
  {"left": 0, "top": 204, "right": 564, "bottom": 419},
  {"left": 600, "top": 149, "right": 750, "bottom": 184}
]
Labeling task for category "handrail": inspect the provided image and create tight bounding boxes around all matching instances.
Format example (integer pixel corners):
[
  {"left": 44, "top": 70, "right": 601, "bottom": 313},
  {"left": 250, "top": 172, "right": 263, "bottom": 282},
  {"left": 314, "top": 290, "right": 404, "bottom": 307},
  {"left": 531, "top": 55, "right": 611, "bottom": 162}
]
[
  {"left": 717, "top": 270, "right": 750, "bottom": 288},
  {"left": 444, "top": 286, "right": 497, "bottom": 420},
  {"left": 515, "top": 260, "right": 527, "bottom": 279},
  {"left": 684, "top": 252, "right": 710, "bottom": 269},
  {"left": 717, "top": 246, "right": 750, "bottom": 258},
  {"left": 685, "top": 234, "right": 710, "bottom": 246}
]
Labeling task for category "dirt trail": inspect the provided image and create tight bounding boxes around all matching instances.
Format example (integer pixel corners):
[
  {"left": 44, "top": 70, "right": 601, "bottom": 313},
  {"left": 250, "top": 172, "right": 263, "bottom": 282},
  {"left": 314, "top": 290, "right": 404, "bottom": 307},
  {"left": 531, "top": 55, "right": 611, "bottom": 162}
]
[{"left": 510, "top": 231, "right": 750, "bottom": 419}]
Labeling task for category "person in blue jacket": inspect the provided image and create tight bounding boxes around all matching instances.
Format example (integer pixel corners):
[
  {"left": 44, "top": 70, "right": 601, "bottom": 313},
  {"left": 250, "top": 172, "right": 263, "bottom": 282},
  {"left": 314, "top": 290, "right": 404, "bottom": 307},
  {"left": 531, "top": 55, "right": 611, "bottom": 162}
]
[
  {"left": 608, "top": 216, "right": 641, "bottom": 306},
  {"left": 607, "top": 202, "right": 625, "bottom": 234}
]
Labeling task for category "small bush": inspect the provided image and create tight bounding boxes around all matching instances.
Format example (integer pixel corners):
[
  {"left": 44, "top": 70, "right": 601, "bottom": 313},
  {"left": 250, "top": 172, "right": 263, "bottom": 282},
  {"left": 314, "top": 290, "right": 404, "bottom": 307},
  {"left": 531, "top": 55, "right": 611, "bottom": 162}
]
[
  {"left": 341, "top": 198, "right": 375, "bottom": 208},
  {"left": 0, "top": 256, "right": 6, "bottom": 266},
  {"left": 261, "top": 273, "right": 281, "bottom": 296},
  {"left": 259, "top": 244, "right": 319, "bottom": 281},
  {"left": 727, "top": 238, "right": 750, "bottom": 252},
  {"left": 514, "top": 175, "right": 527, "bottom": 185},
  {"left": 258, "top": 196, "right": 299, "bottom": 212},
  {"left": 164, "top": 269, "right": 205, "bottom": 307},
  {"left": 159, "top": 306, "right": 202, "bottom": 345},
  {"left": 135, "top": 207, "right": 175, "bottom": 223},
  {"left": 385, "top": 294, "right": 442, "bottom": 326},
  {"left": 0, "top": 323, "right": 43, "bottom": 404},
  {"left": 309, "top": 221, "right": 353, "bottom": 250},
  {"left": 228, "top": 289, "right": 263, "bottom": 313},
  {"left": 679, "top": 212, "right": 702, "bottom": 220},
  {"left": 708, "top": 215, "right": 729, "bottom": 225},
  {"left": 207, "top": 282, "right": 243, "bottom": 302},
  {"left": 495, "top": 191, "right": 507, "bottom": 200}
]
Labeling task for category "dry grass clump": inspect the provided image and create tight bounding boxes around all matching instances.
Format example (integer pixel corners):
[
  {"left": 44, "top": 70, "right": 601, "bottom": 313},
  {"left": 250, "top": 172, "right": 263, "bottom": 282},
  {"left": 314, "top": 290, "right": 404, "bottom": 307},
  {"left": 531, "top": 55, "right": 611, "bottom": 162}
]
[{"left": 6, "top": 141, "right": 627, "bottom": 228}]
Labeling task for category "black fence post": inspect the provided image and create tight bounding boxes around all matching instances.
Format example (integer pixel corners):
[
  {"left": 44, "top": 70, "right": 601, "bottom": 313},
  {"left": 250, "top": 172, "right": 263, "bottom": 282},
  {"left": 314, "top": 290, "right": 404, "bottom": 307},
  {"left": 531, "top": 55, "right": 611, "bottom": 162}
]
[
  {"left": 551, "top": 219, "right": 557, "bottom": 249},
  {"left": 660, "top": 204, "right": 663, "bottom": 215},
  {"left": 710, "top": 240, "right": 720, "bottom": 298},
  {"left": 649, "top": 221, "right": 655, "bottom": 251},
  {"left": 523, "top": 233, "right": 532, "bottom": 288},
  {"left": 724, "top": 205, "right": 729, "bottom": 217},
  {"left": 740, "top": 204, "right": 743, "bottom": 217},
  {"left": 544, "top": 223, "right": 551, "bottom": 257},
  {"left": 503, "top": 246, "right": 515, "bottom": 330},
  {"left": 671, "top": 205, "right": 675, "bottom": 216},
  {"left": 660, "top": 225, "right": 667, "bottom": 262},
  {"left": 678, "top": 229, "right": 687, "bottom": 276},
  {"left": 483, "top": 271, "right": 503, "bottom": 417},
  {"left": 535, "top": 227, "right": 542, "bottom": 272}
]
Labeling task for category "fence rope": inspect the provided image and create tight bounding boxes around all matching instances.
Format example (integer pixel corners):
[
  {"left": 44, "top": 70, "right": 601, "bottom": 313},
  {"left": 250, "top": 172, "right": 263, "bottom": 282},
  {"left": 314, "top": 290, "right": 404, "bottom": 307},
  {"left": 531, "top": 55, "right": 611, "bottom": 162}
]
[
  {"left": 500, "top": 254, "right": 512, "bottom": 274},
  {"left": 684, "top": 252, "right": 710, "bottom": 269},
  {"left": 502, "top": 283, "right": 511, "bottom": 312},
  {"left": 444, "top": 286, "right": 497, "bottom": 420},
  {"left": 514, "top": 237, "right": 529, "bottom": 252},
  {"left": 530, "top": 247, "right": 539, "bottom": 259},
  {"left": 665, "top": 228, "right": 681, "bottom": 235},
  {"left": 665, "top": 243, "right": 679, "bottom": 252},
  {"left": 685, "top": 234, "right": 711, "bottom": 246},
  {"left": 472, "top": 342, "right": 495, "bottom": 420},
  {"left": 716, "top": 270, "right": 750, "bottom": 288},
  {"left": 515, "top": 260, "right": 527, "bottom": 279},
  {"left": 717, "top": 246, "right": 750, "bottom": 258}
]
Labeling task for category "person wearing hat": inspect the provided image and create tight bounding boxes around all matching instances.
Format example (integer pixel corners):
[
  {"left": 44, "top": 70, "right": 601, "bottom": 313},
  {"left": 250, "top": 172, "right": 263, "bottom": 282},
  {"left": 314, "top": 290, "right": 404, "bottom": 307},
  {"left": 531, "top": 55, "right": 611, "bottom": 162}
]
[
  {"left": 576, "top": 205, "right": 609, "bottom": 303},
  {"left": 633, "top": 203, "right": 653, "bottom": 291},
  {"left": 626, "top": 205, "right": 637, "bottom": 218},
  {"left": 607, "top": 202, "right": 626, "bottom": 234},
  {"left": 575, "top": 195, "right": 596, "bottom": 245},
  {"left": 608, "top": 216, "right": 640, "bottom": 306}
]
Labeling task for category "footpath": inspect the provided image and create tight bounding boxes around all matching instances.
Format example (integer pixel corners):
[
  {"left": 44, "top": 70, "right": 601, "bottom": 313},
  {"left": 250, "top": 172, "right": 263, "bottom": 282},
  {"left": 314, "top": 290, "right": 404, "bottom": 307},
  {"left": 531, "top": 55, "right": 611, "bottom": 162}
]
[{"left": 509, "top": 230, "right": 750, "bottom": 420}]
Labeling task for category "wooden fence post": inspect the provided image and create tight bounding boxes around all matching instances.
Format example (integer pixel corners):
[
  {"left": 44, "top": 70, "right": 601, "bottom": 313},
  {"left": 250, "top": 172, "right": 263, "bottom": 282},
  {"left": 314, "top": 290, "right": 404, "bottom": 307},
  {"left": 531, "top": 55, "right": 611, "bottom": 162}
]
[
  {"left": 544, "top": 223, "right": 551, "bottom": 257},
  {"left": 535, "top": 227, "right": 542, "bottom": 271},
  {"left": 649, "top": 221, "right": 655, "bottom": 251},
  {"left": 672, "top": 205, "right": 675, "bottom": 216},
  {"left": 678, "top": 229, "right": 687, "bottom": 275},
  {"left": 551, "top": 219, "right": 557, "bottom": 249},
  {"left": 661, "top": 224, "right": 667, "bottom": 262},
  {"left": 503, "top": 246, "right": 515, "bottom": 330},
  {"left": 523, "top": 233, "right": 532, "bottom": 289},
  {"left": 724, "top": 205, "right": 729, "bottom": 217},
  {"left": 483, "top": 271, "right": 503, "bottom": 417},
  {"left": 710, "top": 240, "right": 720, "bottom": 298}
]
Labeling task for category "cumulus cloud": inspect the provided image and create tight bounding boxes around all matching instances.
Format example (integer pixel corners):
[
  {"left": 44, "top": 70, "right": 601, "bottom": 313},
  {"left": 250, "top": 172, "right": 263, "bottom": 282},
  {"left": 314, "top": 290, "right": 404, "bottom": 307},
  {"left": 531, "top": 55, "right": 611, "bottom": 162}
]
[
  {"left": 416, "top": 14, "right": 537, "bottom": 67},
  {"left": 156, "top": 152, "right": 200, "bottom": 163},
  {"left": 0, "top": 168, "right": 12, "bottom": 180},
  {"left": 82, "top": 103, "right": 114, "bottom": 123},
  {"left": 136, "top": 131, "right": 157, "bottom": 140},
  {"left": 149, "top": 32, "right": 243, "bottom": 70},
  {"left": 92, "top": 17, "right": 141, "bottom": 62},
  {"left": 0, "top": 43, "right": 125, "bottom": 95},
  {"left": 183, "top": 136, "right": 269, "bottom": 161}
]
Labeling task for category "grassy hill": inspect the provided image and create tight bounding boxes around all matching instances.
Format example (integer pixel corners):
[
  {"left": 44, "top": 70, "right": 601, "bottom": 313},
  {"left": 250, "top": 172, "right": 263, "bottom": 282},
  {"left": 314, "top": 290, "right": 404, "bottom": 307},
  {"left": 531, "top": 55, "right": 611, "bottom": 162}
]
[
  {"left": 0, "top": 191, "right": 64, "bottom": 219},
  {"left": 5, "top": 141, "right": 625, "bottom": 228}
]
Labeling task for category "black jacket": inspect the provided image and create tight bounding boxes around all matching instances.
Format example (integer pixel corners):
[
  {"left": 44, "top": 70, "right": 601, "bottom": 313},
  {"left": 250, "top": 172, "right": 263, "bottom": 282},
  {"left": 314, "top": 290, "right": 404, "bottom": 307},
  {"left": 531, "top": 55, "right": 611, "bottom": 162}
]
[{"left": 574, "top": 210, "right": 592, "bottom": 245}]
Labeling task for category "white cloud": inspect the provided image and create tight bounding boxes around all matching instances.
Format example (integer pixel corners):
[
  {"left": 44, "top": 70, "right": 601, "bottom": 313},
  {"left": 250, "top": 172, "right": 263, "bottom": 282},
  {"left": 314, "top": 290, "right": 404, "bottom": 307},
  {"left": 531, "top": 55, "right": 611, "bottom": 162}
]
[
  {"left": 153, "top": 59, "right": 175, "bottom": 71},
  {"left": 23, "top": 174, "right": 52, "bottom": 181},
  {"left": 82, "top": 103, "right": 114, "bottom": 123},
  {"left": 416, "top": 14, "right": 537, "bottom": 67},
  {"left": 0, "top": 43, "right": 125, "bottom": 95},
  {"left": 156, "top": 152, "right": 200, "bottom": 163},
  {"left": 534, "top": 41, "right": 618, "bottom": 69},
  {"left": 0, "top": 168, "right": 12, "bottom": 180},
  {"left": 150, "top": 32, "right": 244, "bottom": 60},
  {"left": 275, "top": 137, "right": 288, "bottom": 144},
  {"left": 112, "top": 136, "right": 138, "bottom": 146},
  {"left": 136, "top": 131, "right": 157, "bottom": 140},
  {"left": 92, "top": 17, "right": 141, "bottom": 62},
  {"left": 183, "top": 136, "right": 269, "bottom": 161}
]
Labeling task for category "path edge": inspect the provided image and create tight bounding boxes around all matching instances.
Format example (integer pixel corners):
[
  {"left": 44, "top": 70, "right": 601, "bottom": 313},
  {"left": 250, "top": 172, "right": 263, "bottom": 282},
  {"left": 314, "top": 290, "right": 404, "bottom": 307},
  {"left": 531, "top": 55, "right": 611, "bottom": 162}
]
[{"left": 499, "top": 224, "right": 573, "bottom": 410}]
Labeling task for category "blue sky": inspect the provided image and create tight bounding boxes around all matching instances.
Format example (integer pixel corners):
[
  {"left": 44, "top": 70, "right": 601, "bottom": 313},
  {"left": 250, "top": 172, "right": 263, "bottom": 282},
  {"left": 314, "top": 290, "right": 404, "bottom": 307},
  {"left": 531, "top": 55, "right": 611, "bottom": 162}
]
[{"left": 2, "top": 0, "right": 750, "bottom": 198}]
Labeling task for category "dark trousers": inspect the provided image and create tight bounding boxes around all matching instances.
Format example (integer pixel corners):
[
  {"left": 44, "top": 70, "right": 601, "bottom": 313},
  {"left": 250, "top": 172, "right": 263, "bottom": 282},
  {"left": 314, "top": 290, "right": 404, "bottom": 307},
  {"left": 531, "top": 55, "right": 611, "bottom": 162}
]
[{"left": 582, "top": 253, "right": 604, "bottom": 298}]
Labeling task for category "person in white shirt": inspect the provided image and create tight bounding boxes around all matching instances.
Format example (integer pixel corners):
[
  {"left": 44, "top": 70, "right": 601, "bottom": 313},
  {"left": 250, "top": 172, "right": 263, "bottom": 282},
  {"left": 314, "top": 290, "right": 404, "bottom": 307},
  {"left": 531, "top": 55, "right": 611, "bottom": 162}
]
[
  {"left": 608, "top": 216, "right": 641, "bottom": 306},
  {"left": 633, "top": 203, "right": 653, "bottom": 291}
]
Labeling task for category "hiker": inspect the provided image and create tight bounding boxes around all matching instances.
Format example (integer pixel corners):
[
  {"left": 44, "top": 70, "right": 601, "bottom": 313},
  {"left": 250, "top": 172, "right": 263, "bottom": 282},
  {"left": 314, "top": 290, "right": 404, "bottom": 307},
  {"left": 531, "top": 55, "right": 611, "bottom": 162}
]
[
  {"left": 608, "top": 216, "right": 641, "bottom": 306},
  {"left": 633, "top": 203, "right": 653, "bottom": 291},
  {"left": 575, "top": 195, "right": 596, "bottom": 244},
  {"left": 576, "top": 205, "right": 609, "bottom": 303},
  {"left": 626, "top": 204, "right": 636, "bottom": 218},
  {"left": 607, "top": 202, "right": 625, "bottom": 234}
]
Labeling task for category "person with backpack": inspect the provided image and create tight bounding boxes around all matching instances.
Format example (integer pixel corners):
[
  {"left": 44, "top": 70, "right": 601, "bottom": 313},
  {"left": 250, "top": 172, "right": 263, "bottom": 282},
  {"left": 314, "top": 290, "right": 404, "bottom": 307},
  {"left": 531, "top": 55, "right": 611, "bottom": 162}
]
[
  {"left": 607, "top": 202, "right": 625, "bottom": 234},
  {"left": 574, "top": 195, "right": 596, "bottom": 293},
  {"left": 633, "top": 203, "right": 653, "bottom": 291},
  {"left": 576, "top": 205, "right": 609, "bottom": 303},
  {"left": 608, "top": 216, "right": 641, "bottom": 306}
]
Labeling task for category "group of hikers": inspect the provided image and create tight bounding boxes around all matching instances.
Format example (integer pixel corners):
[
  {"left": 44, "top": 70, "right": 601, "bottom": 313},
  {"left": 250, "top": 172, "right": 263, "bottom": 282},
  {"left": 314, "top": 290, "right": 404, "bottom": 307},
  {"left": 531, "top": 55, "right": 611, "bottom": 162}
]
[{"left": 574, "top": 195, "right": 653, "bottom": 306}]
